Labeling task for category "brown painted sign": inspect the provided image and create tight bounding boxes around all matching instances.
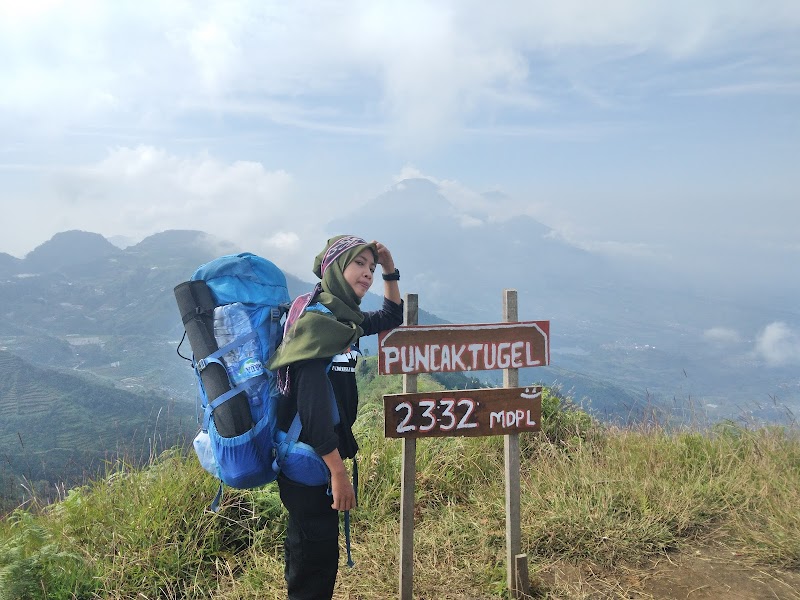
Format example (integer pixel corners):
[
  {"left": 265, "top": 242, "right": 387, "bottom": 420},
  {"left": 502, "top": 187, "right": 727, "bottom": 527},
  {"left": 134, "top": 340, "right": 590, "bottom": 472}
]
[
  {"left": 378, "top": 321, "right": 550, "bottom": 375},
  {"left": 384, "top": 386, "right": 543, "bottom": 439}
]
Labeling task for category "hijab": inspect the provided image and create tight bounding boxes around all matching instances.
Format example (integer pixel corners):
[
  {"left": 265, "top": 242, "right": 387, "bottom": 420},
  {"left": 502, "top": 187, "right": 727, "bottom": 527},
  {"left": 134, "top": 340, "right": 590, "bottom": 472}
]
[{"left": 267, "top": 235, "right": 378, "bottom": 372}]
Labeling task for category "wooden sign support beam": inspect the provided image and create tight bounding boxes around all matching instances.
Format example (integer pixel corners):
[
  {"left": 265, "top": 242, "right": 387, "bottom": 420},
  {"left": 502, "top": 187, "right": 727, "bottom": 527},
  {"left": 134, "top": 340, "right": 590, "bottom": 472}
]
[
  {"left": 399, "top": 293, "right": 418, "bottom": 600},
  {"left": 386, "top": 291, "right": 544, "bottom": 598},
  {"left": 503, "top": 289, "right": 530, "bottom": 598}
]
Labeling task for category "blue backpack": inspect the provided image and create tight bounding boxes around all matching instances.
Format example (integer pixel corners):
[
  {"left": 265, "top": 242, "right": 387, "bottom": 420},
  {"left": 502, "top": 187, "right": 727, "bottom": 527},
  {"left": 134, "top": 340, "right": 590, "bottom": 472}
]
[{"left": 174, "top": 253, "right": 332, "bottom": 510}]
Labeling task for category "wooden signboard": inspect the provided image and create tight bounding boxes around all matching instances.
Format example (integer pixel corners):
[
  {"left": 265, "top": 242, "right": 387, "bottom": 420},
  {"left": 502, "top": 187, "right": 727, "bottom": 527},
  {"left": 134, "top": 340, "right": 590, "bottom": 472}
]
[
  {"left": 378, "top": 321, "right": 549, "bottom": 375},
  {"left": 384, "top": 386, "right": 542, "bottom": 439},
  {"left": 387, "top": 292, "right": 546, "bottom": 600}
]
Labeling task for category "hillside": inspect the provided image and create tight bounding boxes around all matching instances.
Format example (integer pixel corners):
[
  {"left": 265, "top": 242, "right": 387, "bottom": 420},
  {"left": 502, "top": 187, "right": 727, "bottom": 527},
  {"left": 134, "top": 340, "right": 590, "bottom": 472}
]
[
  {"left": 1, "top": 224, "right": 797, "bottom": 527},
  {"left": 0, "top": 361, "right": 797, "bottom": 599},
  {"left": 0, "top": 228, "right": 463, "bottom": 505},
  {"left": 0, "top": 351, "right": 194, "bottom": 509}
]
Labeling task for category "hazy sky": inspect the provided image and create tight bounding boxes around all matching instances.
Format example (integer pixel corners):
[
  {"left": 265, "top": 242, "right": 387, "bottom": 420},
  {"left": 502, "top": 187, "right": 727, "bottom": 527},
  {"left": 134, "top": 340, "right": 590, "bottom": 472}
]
[{"left": 1, "top": 0, "right": 798, "bottom": 282}]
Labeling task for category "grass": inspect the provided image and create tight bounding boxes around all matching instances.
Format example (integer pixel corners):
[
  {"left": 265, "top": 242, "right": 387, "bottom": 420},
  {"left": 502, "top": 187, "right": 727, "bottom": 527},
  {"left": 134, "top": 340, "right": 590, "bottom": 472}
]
[{"left": 1, "top": 358, "right": 799, "bottom": 598}]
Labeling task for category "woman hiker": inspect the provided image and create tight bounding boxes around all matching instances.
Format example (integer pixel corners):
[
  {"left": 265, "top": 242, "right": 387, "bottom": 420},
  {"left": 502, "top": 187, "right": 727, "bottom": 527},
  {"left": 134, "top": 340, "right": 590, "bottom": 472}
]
[{"left": 267, "top": 234, "right": 403, "bottom": 600}]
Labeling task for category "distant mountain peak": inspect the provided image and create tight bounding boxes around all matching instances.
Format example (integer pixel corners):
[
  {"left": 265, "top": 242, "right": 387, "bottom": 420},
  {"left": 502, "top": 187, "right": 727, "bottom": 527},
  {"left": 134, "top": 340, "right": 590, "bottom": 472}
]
[
  {"left": 106, "top": 234, "right": 138, "bottom": 249},
  {"left": 24, "top": 230, "right": 122, "bottom": 273},
  {"left": 393, "top": 177, "right": 438, "bottom": 193},
  {"left": 381, "top": 178, "right": 454, "bottom": 217},
  {"left": 130, "top": 230, "right": 240, "bottom": 257},
  {"left": 38, "top": 230, "right": 111, "bottom": 248}
]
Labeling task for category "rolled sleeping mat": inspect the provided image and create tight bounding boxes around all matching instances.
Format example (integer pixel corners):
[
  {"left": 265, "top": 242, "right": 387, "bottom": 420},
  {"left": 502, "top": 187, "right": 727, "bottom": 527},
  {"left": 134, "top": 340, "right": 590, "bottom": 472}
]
[{"left": 174, "top": 280, "right": 253, "bottom": 437}]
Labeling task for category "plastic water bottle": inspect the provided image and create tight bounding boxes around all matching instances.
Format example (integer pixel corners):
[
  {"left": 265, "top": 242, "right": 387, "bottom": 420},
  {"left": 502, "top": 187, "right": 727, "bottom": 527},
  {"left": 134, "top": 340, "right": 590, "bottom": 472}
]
[{"left": 213, "top": 303, "right": 264, "bottom": 386}]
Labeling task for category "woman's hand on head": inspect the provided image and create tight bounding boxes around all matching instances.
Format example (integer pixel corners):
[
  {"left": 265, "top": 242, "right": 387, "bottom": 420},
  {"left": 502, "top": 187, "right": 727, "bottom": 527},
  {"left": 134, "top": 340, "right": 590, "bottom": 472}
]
[
  {"left": 372, "top": 241, "right": 395, "bottom": 271},
  {"left": 372, "top": 240, "right": 401, "bottom": 303}
]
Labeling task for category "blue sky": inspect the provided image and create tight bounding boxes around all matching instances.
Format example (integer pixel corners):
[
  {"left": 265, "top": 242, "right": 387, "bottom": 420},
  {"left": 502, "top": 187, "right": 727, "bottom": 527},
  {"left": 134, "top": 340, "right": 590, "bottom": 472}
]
[{"left": 0, "top": 0, "right": 798, "bottom": 285}]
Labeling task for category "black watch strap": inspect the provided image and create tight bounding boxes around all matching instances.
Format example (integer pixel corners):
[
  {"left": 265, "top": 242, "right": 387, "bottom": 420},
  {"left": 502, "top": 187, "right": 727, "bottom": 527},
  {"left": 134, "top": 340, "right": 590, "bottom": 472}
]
[{"left": 382, "top": 268, "right": 400, "bottom": 281}]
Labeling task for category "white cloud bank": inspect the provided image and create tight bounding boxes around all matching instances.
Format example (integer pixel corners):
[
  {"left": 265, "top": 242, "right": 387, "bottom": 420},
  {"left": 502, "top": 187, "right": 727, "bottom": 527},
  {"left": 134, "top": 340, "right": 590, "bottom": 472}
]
[
  {"left": 754, "top": 322, "right": 800, "bottom": 366},
  {"left": 703, "top": 327, "right": 742, "bottom": 345},
  {"left": 2, "top": 0, "right": 799, "bottom": 146},
  {"left": 56, "top": 145, "right": 291, "bottom": 237},
  {"left": 35, "top": 145, "right": 321, "bottom": 274},
  {"left": 1, "top": 1, "right": 799, "bottom": 280}
]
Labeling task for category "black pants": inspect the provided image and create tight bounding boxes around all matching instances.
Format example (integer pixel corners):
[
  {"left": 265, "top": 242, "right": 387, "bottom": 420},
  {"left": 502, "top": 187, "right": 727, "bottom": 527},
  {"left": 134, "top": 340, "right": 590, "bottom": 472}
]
[{"left": 278, "top": 475, "right": 339, "bottom": 600}]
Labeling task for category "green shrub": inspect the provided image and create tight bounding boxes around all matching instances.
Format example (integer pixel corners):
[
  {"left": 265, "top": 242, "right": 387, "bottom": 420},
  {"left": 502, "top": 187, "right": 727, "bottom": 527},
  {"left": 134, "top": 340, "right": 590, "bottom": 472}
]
[
  {"left": 2, "top": 371, "right": 799, "bottom": 598},
  {"left": 0, "top": 511, "right": 97, "bottom": 600}
]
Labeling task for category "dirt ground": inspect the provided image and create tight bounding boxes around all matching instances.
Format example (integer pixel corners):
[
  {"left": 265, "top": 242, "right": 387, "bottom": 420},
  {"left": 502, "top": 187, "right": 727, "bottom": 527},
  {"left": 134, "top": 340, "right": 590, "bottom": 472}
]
[{"left": 537, "top": 541, "right": 800, "bottom": 599}]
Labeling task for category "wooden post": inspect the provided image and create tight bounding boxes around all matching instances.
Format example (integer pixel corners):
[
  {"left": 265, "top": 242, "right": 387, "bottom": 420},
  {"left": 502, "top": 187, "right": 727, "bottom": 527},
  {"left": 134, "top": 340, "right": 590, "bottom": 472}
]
[
  {"left": 399, "top": 293, "right": 418, "bottom": 600},
  {"left": 515, "top": 553, "right": 530, "bottom": 595},
  {"left": 503, "top": 289, "right": 529, "bottom": 598}
]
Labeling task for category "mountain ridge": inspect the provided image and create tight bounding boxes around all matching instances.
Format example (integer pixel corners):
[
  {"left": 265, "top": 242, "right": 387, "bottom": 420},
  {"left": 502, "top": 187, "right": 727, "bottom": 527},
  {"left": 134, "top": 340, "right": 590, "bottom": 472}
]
[
  {"left": 23, "top": 229, "right": 123, "bottom": 273},
  {"left": 1, "top": 195, "right": 798, "bottom": 508},
  {"left": 3, "top": 215, "right": 798, "bottom": 421}
]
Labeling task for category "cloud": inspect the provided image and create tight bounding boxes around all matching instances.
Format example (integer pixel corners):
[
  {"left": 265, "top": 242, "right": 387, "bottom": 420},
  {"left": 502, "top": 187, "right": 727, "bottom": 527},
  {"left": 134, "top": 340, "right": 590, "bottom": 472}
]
[
  {"left": 754, "top": 322, "right": 800, "bottom": 366},
  {"left": 703, "top": 327, "right": 742, "bottom": 345},
  {"left": 2, "top": 1, "right": 798, "bottom": 145},
  {"left": 394, "top": 166, "right": 533, "bottom": 223},
  {"left": 674, "top": 81, "right": 800, "bottom": 97},
  {"left": 263, "top": 231, "right": 301, "bottom": 253},
  {"left": 30, "top": 145, "right": 323, "bottom": 273}
]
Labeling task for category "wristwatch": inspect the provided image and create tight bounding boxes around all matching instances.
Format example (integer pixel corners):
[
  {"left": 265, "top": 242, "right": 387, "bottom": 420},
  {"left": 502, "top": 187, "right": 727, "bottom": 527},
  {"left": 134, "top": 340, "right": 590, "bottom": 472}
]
[{"left": 382, "top": 268, "right": 400, "bottom": 281}]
